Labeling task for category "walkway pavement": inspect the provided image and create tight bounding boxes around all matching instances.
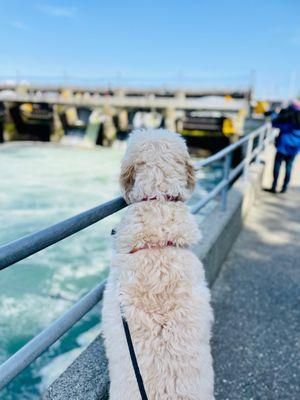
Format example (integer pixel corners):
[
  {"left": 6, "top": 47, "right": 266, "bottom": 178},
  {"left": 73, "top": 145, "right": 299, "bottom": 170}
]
[{"left": 211, "top": 152, "right": 300, "bottom": 399}]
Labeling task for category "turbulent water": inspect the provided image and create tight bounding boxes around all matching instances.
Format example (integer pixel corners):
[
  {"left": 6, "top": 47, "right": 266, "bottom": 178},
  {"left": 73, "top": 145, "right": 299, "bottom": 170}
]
[{"left": 0, "top": 142, "right": 221, "bottom": 399}]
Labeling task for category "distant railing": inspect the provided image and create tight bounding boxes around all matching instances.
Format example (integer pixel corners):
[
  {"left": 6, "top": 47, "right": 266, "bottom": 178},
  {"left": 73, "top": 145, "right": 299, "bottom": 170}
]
[{"left": 0, "top": 123, "right": 274, "bottom": 390}]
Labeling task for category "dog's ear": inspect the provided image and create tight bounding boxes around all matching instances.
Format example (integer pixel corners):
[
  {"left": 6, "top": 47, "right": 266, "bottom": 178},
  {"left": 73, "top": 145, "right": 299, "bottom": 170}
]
[
  {"left": 119, "top": 162, "right": 135, "bottom": 203},
  {"left": 186, "top": 159, "right": 196, "bottom": 192}
]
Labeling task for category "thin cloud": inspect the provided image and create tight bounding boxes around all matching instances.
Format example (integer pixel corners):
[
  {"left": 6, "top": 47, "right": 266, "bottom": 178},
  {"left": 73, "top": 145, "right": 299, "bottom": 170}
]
[
  {"left": 290, "top": 35, "right": 300, "bottom": 46},
  {"left": 37, "top": 5, "right": 77, "bottom": 18},
  {"left": 11, "top": 21, "right": 29, "bottom": 30}
]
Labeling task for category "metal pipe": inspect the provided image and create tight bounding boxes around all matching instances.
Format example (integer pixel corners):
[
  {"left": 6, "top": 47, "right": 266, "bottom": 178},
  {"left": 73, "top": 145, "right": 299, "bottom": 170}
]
[
  {"left": 255, "top": 126, "right": 265, "bottom": 165},
  {"left": 243, "top": 135, "right": 254, "bottom": 181},
  {"left": 192, "top": 124, "right": 272, "bottom": 214},
  {"left": 191, "top": 178, "right": 228, "bottom": 214},
  {"left": 195, "top": 123, "right": 269, "bottom": 170},
  {"left": 0, "top": 197, "right": 127, "bottom": 271},
  {"left": 0, "top": 281, "right": 106, "bottom": 390},
  {"left": 229, "top": 160, "right": 245, "bottom": 182},
  {"left": 220, "top": 153, "right": 232, "bottom": 211}
]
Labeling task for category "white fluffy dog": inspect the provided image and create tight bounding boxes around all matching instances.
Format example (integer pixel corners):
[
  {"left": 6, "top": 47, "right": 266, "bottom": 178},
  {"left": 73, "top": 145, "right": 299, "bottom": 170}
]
[{"left": 102, "top": 129, "right": 214, "bottom": 400}]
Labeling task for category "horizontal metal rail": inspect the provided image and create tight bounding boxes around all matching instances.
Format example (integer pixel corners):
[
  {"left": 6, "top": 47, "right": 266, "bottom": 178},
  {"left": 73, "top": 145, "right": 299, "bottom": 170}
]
[
  {"left": 191, "top": 177, "right": 228, "bottom": 214},
  {"left": 192, "top": 122, "right": 274, "bottom": 212},
  {"left": 0, "top": 124, "right": 271, "bottom": 273},
  {"left": 0, "top": 197, "right": 127, "bottom": 271},
  {"left": 0, "top": 281, "right": 105, "bottom": 390},
  {"left": 0, "top": 122, "right": 274, "bottom": 391},
  {"left": 195, "top": 123, "right": 270, "bottom": 169}
]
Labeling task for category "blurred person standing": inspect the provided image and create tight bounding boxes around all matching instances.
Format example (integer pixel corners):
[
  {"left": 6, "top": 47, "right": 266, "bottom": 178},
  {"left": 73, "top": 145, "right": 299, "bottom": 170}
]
[{"left": 268, "top": 101, "right": 300, "bottom": 193}]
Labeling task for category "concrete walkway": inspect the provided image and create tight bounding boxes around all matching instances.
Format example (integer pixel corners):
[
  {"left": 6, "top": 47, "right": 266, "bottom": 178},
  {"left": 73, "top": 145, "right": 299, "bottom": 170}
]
[{"left": 211, "top": 153, "right": 300, "bottom": 399}]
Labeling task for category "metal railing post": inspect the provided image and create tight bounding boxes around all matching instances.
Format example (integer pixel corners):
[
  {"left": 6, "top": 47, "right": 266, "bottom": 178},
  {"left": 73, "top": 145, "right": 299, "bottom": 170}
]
[
  {"left": 262, "top": 124, "right": 268, "bottom": 149},
  {"left": 243, "top": 134, "right": 254, "bottom": 181},
  {"left": 255, "top": 127, "right": 264, "bottom": 165},
  {"left": 220, "top": 153, "right": 232, "bottom": 211}
]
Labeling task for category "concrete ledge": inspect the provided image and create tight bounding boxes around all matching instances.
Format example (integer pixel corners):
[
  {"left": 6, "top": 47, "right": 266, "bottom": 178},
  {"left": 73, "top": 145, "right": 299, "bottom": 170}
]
[
  {"left": 43, "top": 161, "right": 265, "bottom": 400},
  {"left": 195, "top": 163, "right": 263, "bottom": 284},
  {"left": 44, "top": 336, "right": 109, "bottom": 400}
]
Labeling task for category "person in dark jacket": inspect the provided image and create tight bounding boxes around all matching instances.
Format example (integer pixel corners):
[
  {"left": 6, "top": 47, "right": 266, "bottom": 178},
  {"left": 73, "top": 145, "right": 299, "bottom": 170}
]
[{"left": 269, "top": 101, "right": 300, "bottom": 193}]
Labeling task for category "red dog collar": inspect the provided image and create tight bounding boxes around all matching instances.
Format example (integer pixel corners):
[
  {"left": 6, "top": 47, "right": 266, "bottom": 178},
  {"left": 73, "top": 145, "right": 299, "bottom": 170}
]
[
  {"left": 141, "top": 195, "right": 180, "bottom": 202},
  {"left": 130, "top": 240, "right": 175, "bottom": 254}
]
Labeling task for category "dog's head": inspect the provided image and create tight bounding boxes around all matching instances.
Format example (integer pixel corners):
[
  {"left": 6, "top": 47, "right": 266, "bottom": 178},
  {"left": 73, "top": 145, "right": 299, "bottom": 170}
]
[{"left": 120, "top": 129, "right": 195, "bottom": 204}]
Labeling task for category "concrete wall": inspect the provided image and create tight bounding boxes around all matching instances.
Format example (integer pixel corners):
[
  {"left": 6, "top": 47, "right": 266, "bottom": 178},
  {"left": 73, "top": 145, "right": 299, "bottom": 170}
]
[{"left": 43, "top": 161, "right": 265, "bottom": 400}]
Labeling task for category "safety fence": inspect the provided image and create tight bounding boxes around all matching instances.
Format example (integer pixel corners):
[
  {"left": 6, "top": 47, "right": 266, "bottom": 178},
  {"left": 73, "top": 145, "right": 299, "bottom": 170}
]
[{"left": 0, "top": 122, "right": 274, "bottom": 390}]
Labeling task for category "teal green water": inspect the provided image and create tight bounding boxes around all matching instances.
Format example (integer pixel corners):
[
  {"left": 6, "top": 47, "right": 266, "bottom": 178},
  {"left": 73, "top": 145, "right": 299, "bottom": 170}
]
[
  {"left": 0, "top": 143, "right": 126, "bottom": 399},
  {"left": 0, "top": 142, "right": 221, "bottom": 399}
]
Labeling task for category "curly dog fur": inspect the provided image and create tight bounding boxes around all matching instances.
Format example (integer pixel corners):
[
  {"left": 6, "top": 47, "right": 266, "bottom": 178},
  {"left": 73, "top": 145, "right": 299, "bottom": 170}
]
[{"left": 102, "top": 129, "right": 214, "bottom": 399}]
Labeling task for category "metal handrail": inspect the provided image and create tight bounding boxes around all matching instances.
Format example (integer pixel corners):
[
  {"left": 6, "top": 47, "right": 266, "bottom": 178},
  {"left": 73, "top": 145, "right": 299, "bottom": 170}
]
[
  {"left": 0, "top": 122, "right": 274, "bottom": 391},
  {"left": 195, "top": 123, "right": 269, "bottom": 169},
  {"left": 192, "top": 122, "right": 274, "bottom": 212},
  {"left": 0, "top": 282, "right": 105, "bottom": 390},
  {"left": 0, "top": 123, "right": 272, "bottom": 273},
  {"left": 0, "top": 197, "right": 127, "bottom": 271}
]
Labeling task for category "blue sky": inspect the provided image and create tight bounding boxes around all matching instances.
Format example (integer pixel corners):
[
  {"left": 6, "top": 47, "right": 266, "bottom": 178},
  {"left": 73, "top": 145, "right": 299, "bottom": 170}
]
[{"left": 1, "top": 0, "right": 300, "bottom": 98}]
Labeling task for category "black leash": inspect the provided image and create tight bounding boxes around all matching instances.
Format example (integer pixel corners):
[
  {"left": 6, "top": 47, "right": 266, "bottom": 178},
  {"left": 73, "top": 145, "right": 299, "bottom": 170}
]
[{"left": 121, "top": 315, "right": 149, "bottom": 400}]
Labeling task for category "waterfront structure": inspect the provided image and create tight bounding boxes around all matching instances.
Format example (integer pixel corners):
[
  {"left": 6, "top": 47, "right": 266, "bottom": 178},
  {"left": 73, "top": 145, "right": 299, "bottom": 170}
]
[{"left": 0, "top": 84, "right": 250, "bottom": 148}]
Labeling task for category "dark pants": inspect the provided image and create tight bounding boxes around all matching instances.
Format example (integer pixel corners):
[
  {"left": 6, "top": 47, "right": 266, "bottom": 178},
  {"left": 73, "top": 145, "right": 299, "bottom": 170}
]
[{"left": 272, "top": 151, "right": 296, "bottom": 191}]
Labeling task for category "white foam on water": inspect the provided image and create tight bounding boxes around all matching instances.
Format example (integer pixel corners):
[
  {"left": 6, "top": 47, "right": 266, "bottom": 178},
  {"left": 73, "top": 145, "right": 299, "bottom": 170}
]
[
  {"left": 76, "top": 323, "right": 102, "bottom": 346},
  {"left": 39, "top": 323, "right": 102, "bottom": 392},
  {"left": 0, "top": 141, "right": 218, "bottom": 398},
  {"left": 0, "top": 143, "right": 124, "bottom": 395},
  {"left": 39, "top": 348, "right": 83, "bottom": 392}
]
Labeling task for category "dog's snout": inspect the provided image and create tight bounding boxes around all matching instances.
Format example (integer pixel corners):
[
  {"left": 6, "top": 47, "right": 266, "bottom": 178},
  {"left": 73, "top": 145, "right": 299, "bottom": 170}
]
[{"left": 111, "top": 228, "right": 117, "bottom": 236}]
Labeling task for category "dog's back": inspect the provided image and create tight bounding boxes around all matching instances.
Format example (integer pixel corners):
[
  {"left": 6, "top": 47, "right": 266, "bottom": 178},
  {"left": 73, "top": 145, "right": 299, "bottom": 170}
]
[{"left": 102, "top": 201, "right": 214, "bottom": 400}]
